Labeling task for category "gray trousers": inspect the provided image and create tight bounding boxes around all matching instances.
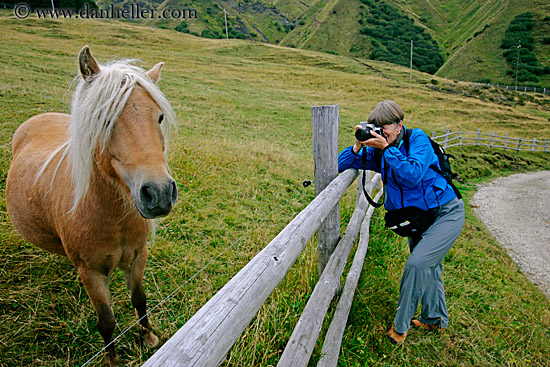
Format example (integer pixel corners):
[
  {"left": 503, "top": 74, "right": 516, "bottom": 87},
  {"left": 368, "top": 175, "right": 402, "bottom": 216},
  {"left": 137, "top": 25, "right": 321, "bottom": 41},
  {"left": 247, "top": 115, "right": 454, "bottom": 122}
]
[{"left": 393, "top": 197, "right": 465, "bottom": 333}]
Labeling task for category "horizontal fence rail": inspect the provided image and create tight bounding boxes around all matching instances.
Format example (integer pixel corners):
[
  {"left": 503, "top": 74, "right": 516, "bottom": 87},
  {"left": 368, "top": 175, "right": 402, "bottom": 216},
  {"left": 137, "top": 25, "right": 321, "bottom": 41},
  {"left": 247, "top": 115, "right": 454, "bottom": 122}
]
[
  {"left": 431, "top": 129, "right": 550, "bottom": 152},
  {"left": 277, "top": 173, "right": 381, "bottom": 367},
  {"left": 317, "top": 178, "right": 383, "bottom": 367},
  {"left": 143, "top": 169, "right": 360, "bottom": 367},
  {"left": 142, "top": 105, "right": 390, "bottom": 367}
]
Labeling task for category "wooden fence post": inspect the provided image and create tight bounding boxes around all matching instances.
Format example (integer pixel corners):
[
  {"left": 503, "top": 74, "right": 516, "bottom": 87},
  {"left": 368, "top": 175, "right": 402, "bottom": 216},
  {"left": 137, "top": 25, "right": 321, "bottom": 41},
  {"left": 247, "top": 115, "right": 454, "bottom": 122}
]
[
  {"left": 312, "top": 105, "right": 340, "bottom": 276},
  {"left": 444, "top": 129, "right": 449, "bottom": 148},
  {"left": 545, "top": 138, "right": 549, "bottom": 152},
  {"left": 475, "top": 128, "right": 480, "bottom": 145},
  {"left": 532, "top": 138, "right": 537, "bottom": 152},
  {"left": 490, "top": 131, "right": 495, "bottom": 148},
  {"left": 517, "top": 137, "right": 523, "bottom": 152}
]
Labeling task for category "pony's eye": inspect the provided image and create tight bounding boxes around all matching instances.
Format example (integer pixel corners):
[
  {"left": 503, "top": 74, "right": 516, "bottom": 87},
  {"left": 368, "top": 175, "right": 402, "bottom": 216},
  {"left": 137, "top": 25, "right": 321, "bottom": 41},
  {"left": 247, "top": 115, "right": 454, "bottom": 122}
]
[{"left": 158, "top": 114, "right": 164, "bottom": 124}]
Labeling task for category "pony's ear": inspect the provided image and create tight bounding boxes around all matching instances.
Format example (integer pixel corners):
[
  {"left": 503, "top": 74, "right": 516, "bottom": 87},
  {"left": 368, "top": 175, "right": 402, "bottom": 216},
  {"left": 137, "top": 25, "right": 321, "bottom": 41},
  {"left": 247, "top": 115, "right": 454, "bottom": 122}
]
[
  {"left": 147, "top": 62, "right": 164, "bottom": 84},
  {"left": 78, "top": 45, "right": 100, "bottom": 82}
]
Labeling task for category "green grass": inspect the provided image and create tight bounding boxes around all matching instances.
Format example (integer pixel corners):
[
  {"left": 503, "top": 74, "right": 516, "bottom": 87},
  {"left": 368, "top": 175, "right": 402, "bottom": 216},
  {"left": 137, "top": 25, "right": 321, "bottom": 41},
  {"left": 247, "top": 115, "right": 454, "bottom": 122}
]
[{"left": 0, "top": 11, "right": 549, "bottom": 366}]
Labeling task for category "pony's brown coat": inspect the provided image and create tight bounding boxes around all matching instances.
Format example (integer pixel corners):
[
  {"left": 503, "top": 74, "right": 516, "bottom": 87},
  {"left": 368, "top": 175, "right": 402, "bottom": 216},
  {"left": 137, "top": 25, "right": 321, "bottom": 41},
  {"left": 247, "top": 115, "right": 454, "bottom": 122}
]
[{"left": 6, "top": 47, "right": 176, "bottom": 366}]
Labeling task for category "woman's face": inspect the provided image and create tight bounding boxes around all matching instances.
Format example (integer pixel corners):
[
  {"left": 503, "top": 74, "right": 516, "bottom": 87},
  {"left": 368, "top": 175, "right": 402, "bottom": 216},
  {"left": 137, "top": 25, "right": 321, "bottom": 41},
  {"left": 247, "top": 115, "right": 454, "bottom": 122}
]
[{"left": 382, "top": 121, "right": 403, "bottom": 145}]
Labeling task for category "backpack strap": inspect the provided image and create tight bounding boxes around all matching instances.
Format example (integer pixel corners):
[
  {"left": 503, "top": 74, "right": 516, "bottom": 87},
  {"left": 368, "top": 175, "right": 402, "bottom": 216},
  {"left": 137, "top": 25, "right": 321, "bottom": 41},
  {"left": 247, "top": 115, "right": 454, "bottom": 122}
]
[
  {"left": 428, "top": 139, "right": 462, "bottom": 199},
  {"left": 402, "top": 130, "right": 462, "bottom": 200},
  {"left": 403, "top": 128, "right": 412, "bottom": 152},
  {"left": 429, "top": 163, "right": 462, "bottom": 199}
]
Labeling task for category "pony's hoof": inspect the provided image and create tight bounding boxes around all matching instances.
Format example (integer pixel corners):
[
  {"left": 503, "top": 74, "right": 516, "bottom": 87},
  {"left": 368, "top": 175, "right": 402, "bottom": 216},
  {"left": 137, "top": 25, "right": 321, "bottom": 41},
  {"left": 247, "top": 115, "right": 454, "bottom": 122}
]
[
  {"left": 107, "top": 353, "right": 120, "bottom": 367},
  {"left": 144, "top": 332, "right": 160, "bottom": 348}
]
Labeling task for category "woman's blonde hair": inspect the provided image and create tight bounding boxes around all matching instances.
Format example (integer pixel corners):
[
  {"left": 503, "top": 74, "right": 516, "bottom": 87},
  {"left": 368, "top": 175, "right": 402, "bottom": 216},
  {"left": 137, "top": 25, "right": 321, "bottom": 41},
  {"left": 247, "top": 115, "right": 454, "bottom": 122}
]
[{"left": 367, "top": 100, "right": 404, "bottom": 127}]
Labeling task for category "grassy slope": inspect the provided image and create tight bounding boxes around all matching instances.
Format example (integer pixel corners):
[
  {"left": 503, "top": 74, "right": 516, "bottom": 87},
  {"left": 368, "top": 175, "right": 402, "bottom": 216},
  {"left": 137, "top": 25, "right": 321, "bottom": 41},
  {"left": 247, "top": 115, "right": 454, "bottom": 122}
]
[
  {"left": 389, "top": 0, "right": 504, "bottom": 53},
  {"left": 0, "top": 11, "right": 549, "bottom": 366},
  {"left": 280, "top": 0, "right": 369, "bottom": 58}
]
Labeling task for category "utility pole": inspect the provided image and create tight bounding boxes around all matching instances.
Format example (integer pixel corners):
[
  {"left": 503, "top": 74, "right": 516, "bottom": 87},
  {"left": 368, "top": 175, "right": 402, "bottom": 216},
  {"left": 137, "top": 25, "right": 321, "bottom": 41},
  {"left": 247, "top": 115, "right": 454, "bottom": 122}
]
[
  {"left": 515, "top": 40, "right": 521, "bottom": 90},
  {"left": 224, "top": 8, "right": 229, "bottom": 46},
  {"left": 410, "top": 39, "right": 413, "bottom": 82}
]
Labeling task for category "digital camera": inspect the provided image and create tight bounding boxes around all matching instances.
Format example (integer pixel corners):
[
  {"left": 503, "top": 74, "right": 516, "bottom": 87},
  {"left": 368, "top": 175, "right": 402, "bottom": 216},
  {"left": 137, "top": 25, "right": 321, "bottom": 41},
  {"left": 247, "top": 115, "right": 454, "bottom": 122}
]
[{"left": 355, "top": 123, "right": 383, "bottom": 141}]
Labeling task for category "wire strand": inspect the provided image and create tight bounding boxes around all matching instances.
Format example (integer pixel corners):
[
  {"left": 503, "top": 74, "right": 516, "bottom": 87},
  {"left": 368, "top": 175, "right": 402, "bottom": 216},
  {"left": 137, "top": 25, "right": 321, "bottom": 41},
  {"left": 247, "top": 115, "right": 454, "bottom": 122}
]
[{"left": 80, "top": 185, "right": 308, "bottom": 366}]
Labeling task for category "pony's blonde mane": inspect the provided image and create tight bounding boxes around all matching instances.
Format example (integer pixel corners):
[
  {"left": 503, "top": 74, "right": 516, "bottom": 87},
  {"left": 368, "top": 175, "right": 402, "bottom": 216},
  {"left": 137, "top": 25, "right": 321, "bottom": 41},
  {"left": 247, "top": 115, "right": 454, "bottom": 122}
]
[{"left": 51, "top": 59, "right": 176, "bottom": 213}]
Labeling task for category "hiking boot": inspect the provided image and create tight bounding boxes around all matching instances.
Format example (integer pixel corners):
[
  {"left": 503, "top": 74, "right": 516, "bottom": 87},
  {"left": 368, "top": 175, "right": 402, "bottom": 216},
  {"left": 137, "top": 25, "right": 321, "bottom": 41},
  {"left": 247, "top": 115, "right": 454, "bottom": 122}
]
[
  {"left": 387, "top": 325, "right": 408, "bottom": 345},
  {"left": 411, "top": 319, "right": 444, "bottom": 331}
]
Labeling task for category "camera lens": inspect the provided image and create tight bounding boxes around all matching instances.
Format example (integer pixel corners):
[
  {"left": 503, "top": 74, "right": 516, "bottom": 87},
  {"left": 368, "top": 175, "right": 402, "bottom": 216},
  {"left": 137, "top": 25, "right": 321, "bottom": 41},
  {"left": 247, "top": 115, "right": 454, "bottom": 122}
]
[{"left": 355, "top": 128, "right": 370, "bottom": 141}]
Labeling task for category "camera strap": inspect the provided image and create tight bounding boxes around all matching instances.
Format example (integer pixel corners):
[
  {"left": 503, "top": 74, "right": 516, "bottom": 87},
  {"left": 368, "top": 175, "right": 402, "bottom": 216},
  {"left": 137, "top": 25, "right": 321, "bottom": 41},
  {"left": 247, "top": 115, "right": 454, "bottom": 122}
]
[{"left": 361, "top": 148, "right": 384, "bottom": 208}]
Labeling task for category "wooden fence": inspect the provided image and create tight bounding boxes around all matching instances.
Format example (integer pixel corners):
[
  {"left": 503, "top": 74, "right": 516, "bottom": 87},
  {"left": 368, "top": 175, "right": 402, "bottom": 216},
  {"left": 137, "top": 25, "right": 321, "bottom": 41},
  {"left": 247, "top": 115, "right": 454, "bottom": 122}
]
[
  {"left": 141, "top": 115, "right": 550, "bottom": 366},
  {"left": 432, "top": 129, "right": 550, "bottom": 153},
  {"left": 143, "top": 106, "right": 382, "bottom": 366}
]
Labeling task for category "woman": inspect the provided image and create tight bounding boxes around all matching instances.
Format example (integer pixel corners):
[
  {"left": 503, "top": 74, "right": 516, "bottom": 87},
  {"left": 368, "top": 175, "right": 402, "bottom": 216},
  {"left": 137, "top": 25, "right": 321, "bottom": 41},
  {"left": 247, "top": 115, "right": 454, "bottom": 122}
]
[{"left": 338, "top": 100, "right": 465, "bottom": 344}]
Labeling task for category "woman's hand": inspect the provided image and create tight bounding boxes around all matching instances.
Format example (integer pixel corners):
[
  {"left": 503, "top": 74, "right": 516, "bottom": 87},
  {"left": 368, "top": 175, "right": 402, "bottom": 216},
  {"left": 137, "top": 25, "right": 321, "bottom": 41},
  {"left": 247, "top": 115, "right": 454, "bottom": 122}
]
[{"left": 363, "top": 130, "right": 389, "bottom": 150}]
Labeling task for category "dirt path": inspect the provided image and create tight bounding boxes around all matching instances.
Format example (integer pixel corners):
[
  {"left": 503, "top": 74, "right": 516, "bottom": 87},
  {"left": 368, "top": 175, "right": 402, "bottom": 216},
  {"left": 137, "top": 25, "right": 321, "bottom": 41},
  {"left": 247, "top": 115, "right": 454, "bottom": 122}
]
[{"left": 473, "top": 171, "right": 550, "bottom": 299}]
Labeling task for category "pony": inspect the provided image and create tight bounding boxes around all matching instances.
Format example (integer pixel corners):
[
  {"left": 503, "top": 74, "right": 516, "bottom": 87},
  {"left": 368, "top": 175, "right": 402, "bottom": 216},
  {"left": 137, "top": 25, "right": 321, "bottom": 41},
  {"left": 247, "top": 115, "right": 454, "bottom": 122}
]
[{"left": 6, "top": 46, "right": 178, "bottom": 366}]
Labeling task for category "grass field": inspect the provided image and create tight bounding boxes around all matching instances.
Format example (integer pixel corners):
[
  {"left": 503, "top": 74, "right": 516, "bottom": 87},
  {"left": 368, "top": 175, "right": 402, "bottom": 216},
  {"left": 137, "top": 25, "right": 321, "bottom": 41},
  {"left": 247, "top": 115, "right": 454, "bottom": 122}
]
[{"left": 0, "top": 10, "right": 549, "bottom": 367}]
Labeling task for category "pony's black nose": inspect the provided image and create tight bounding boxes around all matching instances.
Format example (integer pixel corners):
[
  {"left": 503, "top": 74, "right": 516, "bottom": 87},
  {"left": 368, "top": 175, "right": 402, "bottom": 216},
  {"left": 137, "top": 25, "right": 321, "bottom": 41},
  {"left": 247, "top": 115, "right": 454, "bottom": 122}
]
[{"left": 138, "top": 179, "right": 177, "bottom": 218}]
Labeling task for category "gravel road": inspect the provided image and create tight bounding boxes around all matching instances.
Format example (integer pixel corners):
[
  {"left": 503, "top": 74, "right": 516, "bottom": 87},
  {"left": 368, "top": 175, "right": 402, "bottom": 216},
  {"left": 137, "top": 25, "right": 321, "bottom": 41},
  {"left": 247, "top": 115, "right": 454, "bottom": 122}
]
[{"left": 473, "top": 171, "right": 550, "bottom": 299}]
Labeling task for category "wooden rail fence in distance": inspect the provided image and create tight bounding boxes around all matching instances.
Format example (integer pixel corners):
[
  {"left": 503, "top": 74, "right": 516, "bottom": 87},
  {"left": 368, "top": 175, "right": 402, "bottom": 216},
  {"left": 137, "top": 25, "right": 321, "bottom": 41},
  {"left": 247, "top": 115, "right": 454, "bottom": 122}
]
[{"left": 432, "top": 129, "right": 549, "bottom": 152}]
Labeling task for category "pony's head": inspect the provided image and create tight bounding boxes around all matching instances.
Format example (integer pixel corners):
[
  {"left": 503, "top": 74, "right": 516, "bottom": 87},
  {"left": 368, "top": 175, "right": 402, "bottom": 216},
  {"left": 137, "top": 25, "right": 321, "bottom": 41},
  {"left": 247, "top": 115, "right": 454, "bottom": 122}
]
[{"left": 68, "top": 46, "right": 177, "bottom": 218}]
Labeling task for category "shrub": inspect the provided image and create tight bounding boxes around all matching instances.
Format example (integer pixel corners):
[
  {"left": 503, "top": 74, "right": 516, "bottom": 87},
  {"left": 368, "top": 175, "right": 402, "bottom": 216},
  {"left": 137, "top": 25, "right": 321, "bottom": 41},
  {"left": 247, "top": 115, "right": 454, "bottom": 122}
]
[
  {"left": 356, "top": 0, "right": 443, "bottom": 74},
  {"left": 175, "top": 21, "right": 189, "bottom": 33},
  {"left": 201, "top": 29, "right": 221, "bottom": 39},
  {"left": 501, "top": 12, "right": 541, "bottom": 83}
]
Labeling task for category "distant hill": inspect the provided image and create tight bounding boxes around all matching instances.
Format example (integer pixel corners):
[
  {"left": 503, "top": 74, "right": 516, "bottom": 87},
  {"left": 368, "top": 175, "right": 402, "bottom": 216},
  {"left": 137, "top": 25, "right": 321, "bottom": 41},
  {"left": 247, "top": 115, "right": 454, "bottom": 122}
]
[{"left": 80, "top": 0, "right": 550, "bottom": 86}]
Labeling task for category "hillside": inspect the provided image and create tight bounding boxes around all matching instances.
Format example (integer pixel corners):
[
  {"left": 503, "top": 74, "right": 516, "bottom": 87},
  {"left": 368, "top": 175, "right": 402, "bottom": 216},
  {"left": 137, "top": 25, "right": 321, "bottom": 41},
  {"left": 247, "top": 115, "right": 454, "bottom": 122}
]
[
  {"left": 282, "top": 0, "right": 550, "bottom": 85},
  {"left": 1, "top": 11, "right": 550, "bottom": 367},
  {"left": 433, "top": 0, "right": 550, "bottom": 85},
  {"left": 109, "top": 0, "right": 550, "bottom": 85},
  {"left": 6, "top": 0, "right": 548, "bottom": 84}
]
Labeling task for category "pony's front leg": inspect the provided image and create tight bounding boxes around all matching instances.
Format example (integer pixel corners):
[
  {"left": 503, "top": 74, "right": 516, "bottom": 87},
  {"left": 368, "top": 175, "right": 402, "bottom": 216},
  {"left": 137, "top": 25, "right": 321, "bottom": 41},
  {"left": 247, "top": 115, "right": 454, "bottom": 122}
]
[
  {"left": 78, "top": 267, "right": 119, "bottom": 367},
  {"left": 124, "top": 246, "right": 159, "bottom": 348}
]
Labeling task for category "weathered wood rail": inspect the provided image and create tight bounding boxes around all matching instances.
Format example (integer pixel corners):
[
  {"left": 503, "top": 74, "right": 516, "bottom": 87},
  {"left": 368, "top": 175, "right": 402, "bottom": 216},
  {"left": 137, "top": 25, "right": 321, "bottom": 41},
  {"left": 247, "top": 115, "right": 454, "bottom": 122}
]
[
  {"left": 277, "top": 172, "right": 382, "bottom": 367},
  {"left": 143, "top": 169, "right": 382, "bottom": 366},
  {"left": 318, "top": 178, "right": 383, "bottom": 367},
  {"left": 143, "top": 106, "right": 383, "bottom": 366}
]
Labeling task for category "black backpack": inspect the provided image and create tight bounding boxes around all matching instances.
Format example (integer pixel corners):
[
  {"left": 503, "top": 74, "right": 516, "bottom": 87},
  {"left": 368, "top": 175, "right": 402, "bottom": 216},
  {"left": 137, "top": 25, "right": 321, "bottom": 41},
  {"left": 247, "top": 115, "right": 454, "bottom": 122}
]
[
  {"left": 363, "top": 129, "right": 461, "bottom": 208},
  {"left": 403, "top": 129, "right": 462, "bottom": 200}
]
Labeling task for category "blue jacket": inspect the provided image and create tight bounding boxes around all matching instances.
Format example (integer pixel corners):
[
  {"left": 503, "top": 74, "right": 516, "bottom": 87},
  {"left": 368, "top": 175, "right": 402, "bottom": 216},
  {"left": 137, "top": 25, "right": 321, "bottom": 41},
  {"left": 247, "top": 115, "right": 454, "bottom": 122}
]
[{"left": 338, "top": 127, "right": 457, "bottom": 211}]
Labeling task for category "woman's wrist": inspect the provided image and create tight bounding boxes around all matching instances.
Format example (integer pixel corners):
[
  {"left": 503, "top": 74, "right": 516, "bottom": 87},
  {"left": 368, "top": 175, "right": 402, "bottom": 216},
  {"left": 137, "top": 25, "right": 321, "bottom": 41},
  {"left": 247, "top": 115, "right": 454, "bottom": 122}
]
[{"left": 352, "top": 143, "right": 362, "bottom": 154}]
